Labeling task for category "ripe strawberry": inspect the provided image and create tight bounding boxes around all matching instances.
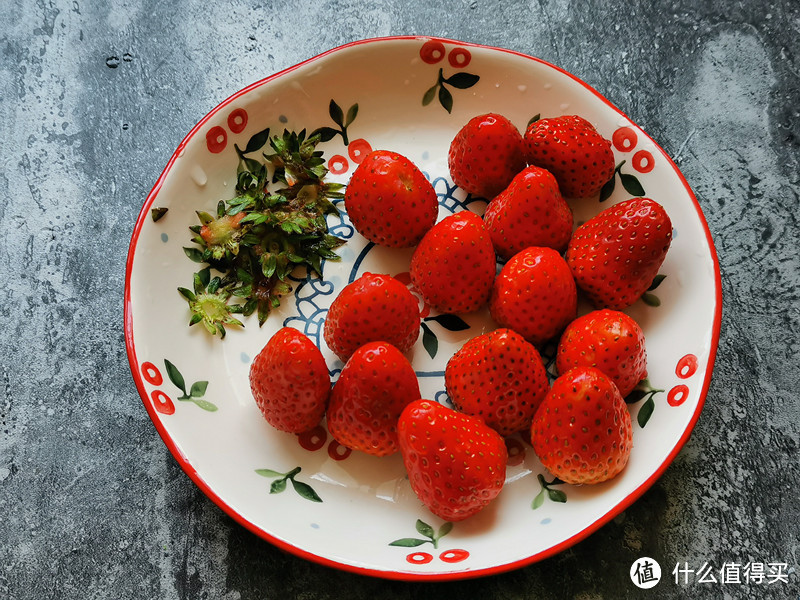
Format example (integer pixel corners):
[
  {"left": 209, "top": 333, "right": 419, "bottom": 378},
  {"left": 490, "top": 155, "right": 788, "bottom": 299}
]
[
  {"left": 565, "top": 197, "right": 672, "bottom": 309},
  {"left": 397, "top": 399, "right": 508, "bottom": 521},
  {"left": 410, "top": 211, "right": 496, "bottom": 314},
  {"left": 556, "top": 309, "right": 647, "bottom": 398},
  {"left": 326, "top": 341, "right": 420, "bottom": 457},
  {"left": 483, "top": 165, "right": 573, "bottom": 260},
  {"left": 531, "top": 366, "right": 633, "bottom": 485},
  {"left": 249, "top": 327, "right": 331, "bottom": 433},
  {"left": 345, "top": 150, "right": 438, "bottom": 247},
  {"left": 445, "top": 328, "right": 549, "bottom": 436},
  {"left": 323, "top": 272, "right": 420, "bottom": 362},
  {"left": 448, "top": 113, "right": 526, "bottom": 199},
  {"left": 489, "top": 246, "right": 577, "bottom": 346},
  {"left": 524, "top": 115, "right": 615, "bottom": 198}
]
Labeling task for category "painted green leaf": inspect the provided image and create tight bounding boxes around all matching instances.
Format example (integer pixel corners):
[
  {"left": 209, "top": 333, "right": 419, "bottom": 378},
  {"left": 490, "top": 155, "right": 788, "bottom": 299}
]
[
  {"left": 389, "top": 538, "right": 427, "bottom": 547},
  {"left": 189, "top": 381, "right": 209, "bottom": 398},
  {"left": 311, "top": 126, "right": 339, "bottom": 142},
  {"left": 270, "top": 478, "right": 287, "bottom": 494},
  {"left": 415, "top": 519, "right": 435, "bottom": 539},
  {"left": 437, "top": 522, "right": 454, "bottom": 538},
  {"left": 191, "top": 398, "right": 218, "bottom": 412},
  {"left": 291, "top": 479, "right": 323, "bottom": 503},
  {"left": 547, "top": 488, "right": 567, "bottom": 503},
  {"left": 648, "top": 274, "right": 667, "bottom": 291},
  {"left": 438, "top": 85, "right": 454, "bottom": 114},
  {"left": 422, "top": 83, "right": 438, "bottom": 107},
  {"left": 532, "top": 489, "right": 545, "bottom": 510},
  {"left": 344, "top": 103, "right": 359, "bottom": 127},
  {"left": 243, "top": 127, "right": 271, "bottom": 154},
  {"left": 328, "top": 99, "right": 344, "bottom": 127},
  {"left": 641, "top": 292, "right": 661, "bottom": 307},
  {"left": 620, "top": 172, "right": 645, "bottom": 196},
  {"left": 599, "top": 175, "right": 616, "bottom": 202},
  {"left": 445, "top": 72, "right": 480, "bottom": 89},
  {"left": 164, "top": 359, "right": 187, "bottom": 395},
  {"left": 255, "top": 469, "right": 284, "bottom": 478},
  {"left": 638, "top": 396, "right": 655, "bottom": 428},
  {"left": 428, "top": 314, "right": 470, "bottom": 331},
  {"left": 421, "top": 322, "right": 438, "bottom": 359},
  {"left": 625, "top": 389, "right": 648, "bottom": 404}
]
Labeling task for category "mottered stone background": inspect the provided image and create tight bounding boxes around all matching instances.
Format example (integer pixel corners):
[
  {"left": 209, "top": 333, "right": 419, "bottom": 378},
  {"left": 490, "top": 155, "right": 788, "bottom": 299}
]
[{"left": 1, "top": 1, "right": 798, "bottom": 599}]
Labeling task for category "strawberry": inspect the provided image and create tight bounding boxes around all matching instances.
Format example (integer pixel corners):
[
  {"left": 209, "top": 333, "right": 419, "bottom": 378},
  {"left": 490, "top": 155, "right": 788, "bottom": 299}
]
[
  {"left": 397, "top": 399, "right": 508, "bottom": 521},
  {"left": 448, "top": 113, "right": 526, "bottom": 199},
  {"left": 483, "top": 165, "right": 573, "bottom": 260},
  {"left": 565, "top": 197, "right": 672, "bottom": 309},
  {"left": 445, "top": 328, "right": 549, "bottom": 436},
  {"left": 524, "top": 115, "right": 615, "bottom": 198},
  {"left": 326, "top": 341, "right": 420, "bottom": 457},
  {"left": 531, "top": 366, "right": 633, "bottom": 485},
  {"left": 410, "top": 211, "right": 496, "bottom": 314},
  {"left": 344, "top": 150, "right": 439, "bottom": 247},
  {"left": 323, "top": 272, "right": 420, "bottom": 362},
  {"left": 556, "top": 309, "right": 647, "bottom": 398},
  {"left": 249, "top": 327, "right": 331, "bottom": 433},
  {"left": 489, "top": 246, "right": 577, "bottom": 346}
]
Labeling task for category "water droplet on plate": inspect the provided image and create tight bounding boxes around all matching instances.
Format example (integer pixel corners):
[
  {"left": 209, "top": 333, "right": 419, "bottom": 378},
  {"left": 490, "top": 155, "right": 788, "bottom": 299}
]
[
  {"left": 517, "top": 84, "right": 527, "bottom": 92},
  {"left": 190, "top": 164, "right": 208, "bottom": 187},
  {"left": 543, "top": 82, "right": 553, "bottom": 90},
  {"left": 560, "top": 103, "right": 570, "bottom": 111}
]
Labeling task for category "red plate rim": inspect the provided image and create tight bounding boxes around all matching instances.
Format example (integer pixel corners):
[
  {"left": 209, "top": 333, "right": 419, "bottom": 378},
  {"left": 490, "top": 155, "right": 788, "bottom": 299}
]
[{"left": 123, "top": 35, "right": 723, "bottom": 581}]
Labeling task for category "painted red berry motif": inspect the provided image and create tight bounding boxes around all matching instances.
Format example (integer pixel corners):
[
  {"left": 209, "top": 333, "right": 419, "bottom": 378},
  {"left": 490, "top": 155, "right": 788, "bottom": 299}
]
[
  {"left": 328, "top": 155, "right": 348, "bottom": 175},
  {"left": 347, "top": 138, "right": 373, "bottom": 163},
  {"left": 206, "top": 125, "right": 227, "bottom": 153},
  {"left": 448, "top": 113, "right": 526, "bottom": 199},
  {"left": 323, "top": 272, "right": 421, "bottom": 362},
  {"left": 612, "top": 126, "right": 638, "bottom": 152},
  {"left": 410, "top": 211, "right": 496, "bottom": 314},
  {"left": 448, "top": 47, "right": 471, "bottom": 68},
  {"left": 327, "top": 440, "right": 352, "bottom": 461},
  {"left": 531, "top": 366, "right": 633, "bottom": 485},
  {"left": 420, "top": 39, "right": 446, "bottom": 64},
  {"left": 632, "top": 149, "right": 655, "bottom": 173},
  {"left": 565, "top": 197, "right": 672, "bottom": 310},
  {"left": 556, "top": 309, "right": 648, "bottom": 398},
  {"left": 249, "top": 327, "right": 331, "bottom": 433},
  {"left": 490, "top": 246, "right": 577, "bottom": 347},
  {"left": 439, "top": 549, "right": 469, "bottom": 563},
  {"left": 525, "top": 115, "right": 615, "bottom": 198},
  {"left": 227, "top": 108, "right": 248, "bottom": 134},
  {"left": 297, "top": 425, "right": 327, "bottom": 452},
  {"left": 326, "top": 341, "right": 420, "bottom": 457},
  {"left": 445, "top": 328, "right": 550, "bottom": 437},
  {"left": 505, "top": 438, "right": 526, "bottom": 466},
  {"left": 141, "top": 361, "right": 163, "bottom": 386},
  {"left": 676, "top": 354, "right": 698, "bottom": 379},
  {"left": 668, "top": 384, "right": 689, "bottom": 407},
  {"left": 345, "top": 150, "right": 438, "bottom": 248},
  {"left": 483, "top": 164, "right": 574, "bottom": 260},
  {"left": 398, "top": 399, "right": 508, "bottom": 521},
  {"left": 407, "top": 552, "right": 433, "bottom": 564},
  {"left": 151, "top": 390, "right": 175, "bottom": 415}
]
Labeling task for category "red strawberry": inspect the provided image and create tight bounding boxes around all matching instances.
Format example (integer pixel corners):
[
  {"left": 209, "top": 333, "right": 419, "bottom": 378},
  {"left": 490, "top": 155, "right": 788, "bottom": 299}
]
[
  {"left": 410, "top": 211, "right": 496, "bottom": 314},
  {"left": 397, "top": 399, "right": 508, "bottom": 521},
  {"left": 345, "top": 150, "right": 438, "bottom": 247},
  {"left": 323, "top": 272, "right": 420, "bottom": 362},
  {"left": 483, "top": 165, "right": 573, "bottom": 260},
  {"left": 445, "top": 328, "right": 549, "bottom": 436},
  {"left": 326, "top": 341, "right": 420, "bottom": 457},
  {"left": 448, "top": 113, "right": 526, "bottom": 199},
  {"left": 249, "top": 327, "right": 331, "bottom": 433},
  {"left": 531, "top": 366, "right": 633, "bottom": 485},
  {"left": 524, "top": 115, "right": 615, "bottom": 198},
  {"left": 489, "top": 246, "right": 577, "bottom": 346},
  {"left": 565, "top": 197, "right": 672, "bottom": 309},
  {"left": 556, "top": 309, "right": 647, "bottom": 398}
]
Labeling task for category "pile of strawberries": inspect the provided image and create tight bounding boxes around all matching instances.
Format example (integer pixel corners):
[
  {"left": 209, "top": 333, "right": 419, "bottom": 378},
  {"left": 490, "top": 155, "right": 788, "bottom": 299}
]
[{"left": 249, "top": 113, "right": 673, "bottom": 522}]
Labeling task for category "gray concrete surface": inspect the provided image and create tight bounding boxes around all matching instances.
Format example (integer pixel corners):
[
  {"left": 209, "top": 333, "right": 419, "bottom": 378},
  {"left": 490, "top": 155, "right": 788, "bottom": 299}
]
[{"left": 1, "top": 1, "right": 798, "bottom": 598}]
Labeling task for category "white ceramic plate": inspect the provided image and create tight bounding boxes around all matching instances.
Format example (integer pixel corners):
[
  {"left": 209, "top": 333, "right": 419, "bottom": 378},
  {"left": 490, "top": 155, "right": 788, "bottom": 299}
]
[{"left": 125, "top": 36, "right": 721, "bottom": 580}]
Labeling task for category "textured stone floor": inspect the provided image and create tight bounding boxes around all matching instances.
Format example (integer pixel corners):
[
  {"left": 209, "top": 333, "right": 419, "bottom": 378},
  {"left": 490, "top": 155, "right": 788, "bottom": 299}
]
[{"left": 1, "top": 1, "right": 798, "bottom": 598}]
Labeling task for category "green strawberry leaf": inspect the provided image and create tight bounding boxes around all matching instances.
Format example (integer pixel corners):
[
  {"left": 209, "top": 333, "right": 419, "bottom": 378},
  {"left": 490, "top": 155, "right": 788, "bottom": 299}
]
[
  {"left": 420, "top": 322, "right": 438, "bottom": 359},
  {"left": 243, "top": 127, "right": 271, "bottom": 154},
  {"left": 189, "top": 381, "right": 209, "bottom": 398},
  {"left": 648, "top": 274, "right": 667, "bottom": 291},
  {"left": 164, "top": 359, "right": 187, "bottom": 396},
  {"left": 438, "top": 85, "right": 454, "bottom": 114},
  {"left": 255, "top": 469, "right": 284, "bottom": 478},
  {"left": 415, "top": 519, "right": 435, "bottom": 539},
  {"left": 151, "top": 207, "right": 168, "bottom": 222},
  {"left": 444, "top": 72, "right": 480, "bottom": 89},
  {"left": 389, "top": 538, "right": 427, "bottom": 547},
  {"left": 638, "top": 396, "right": 655, "bottom": 428},
  {"left": 291, "top": 479, "right": 323, "bottom": 503},
  {"left": 620, "top": 172, "right": 645, "bottom": 196},
  {"left": 532, "top": 489, "right": 545, "bottom": 510},
  {"left": 182, "top": 247, "right": 205, "bottom": 263},
  {"left": 426, "top": 314, "right": 470, "bottom": 331}
]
